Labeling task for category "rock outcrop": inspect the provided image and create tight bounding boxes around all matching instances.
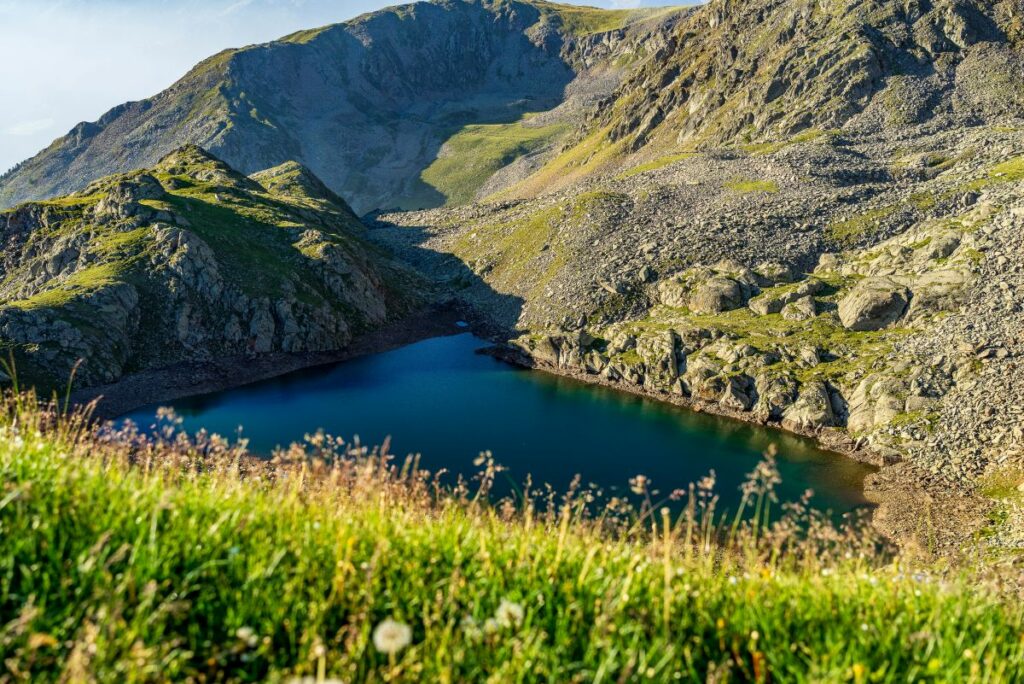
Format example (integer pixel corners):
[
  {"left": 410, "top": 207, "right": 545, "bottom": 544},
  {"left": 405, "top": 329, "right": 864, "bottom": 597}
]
[
  {"left": 0, "top": 147, "right": 420, "bottom": 388},
  {"left": 838, "top": 278, "right": 911, "bottom": 331}
]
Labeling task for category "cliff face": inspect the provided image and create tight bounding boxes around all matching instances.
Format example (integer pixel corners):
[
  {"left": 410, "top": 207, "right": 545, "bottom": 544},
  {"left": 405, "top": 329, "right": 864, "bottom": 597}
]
[
  {"left": 598, "top": 0, "right": 1023, "bottom": 153},
  {"left": 0, "top": 1, "right": 686, "bottom": 214},
  {"left": 0, "top": 146, "right": 421, "bottom": 388}
]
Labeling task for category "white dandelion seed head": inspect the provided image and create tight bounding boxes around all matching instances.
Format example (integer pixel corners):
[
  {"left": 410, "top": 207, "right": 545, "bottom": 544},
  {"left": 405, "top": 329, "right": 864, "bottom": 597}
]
[{"left": 372, "top": 618, "right": 412, "bottom": 655}]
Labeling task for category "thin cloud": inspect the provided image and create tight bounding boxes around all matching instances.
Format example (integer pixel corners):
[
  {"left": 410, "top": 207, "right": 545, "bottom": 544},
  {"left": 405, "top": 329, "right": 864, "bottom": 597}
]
[{"left": 4, "top": 118, "right": 55, "bottom": 136}]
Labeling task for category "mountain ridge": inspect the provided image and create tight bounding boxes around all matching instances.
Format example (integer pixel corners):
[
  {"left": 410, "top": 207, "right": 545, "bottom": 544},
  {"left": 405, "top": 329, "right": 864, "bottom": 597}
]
[{"left": 0, "top": 0, "right": 689, "bottom": 213}]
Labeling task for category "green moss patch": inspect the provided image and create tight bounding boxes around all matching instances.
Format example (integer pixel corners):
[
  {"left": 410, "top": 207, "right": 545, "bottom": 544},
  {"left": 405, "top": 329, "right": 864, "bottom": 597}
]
[
  {"left": 828, "top": 206, "right": 897, "bottom": 243},
  {"left": 616, "top": 152, "right": 696, "bottom": 179}
]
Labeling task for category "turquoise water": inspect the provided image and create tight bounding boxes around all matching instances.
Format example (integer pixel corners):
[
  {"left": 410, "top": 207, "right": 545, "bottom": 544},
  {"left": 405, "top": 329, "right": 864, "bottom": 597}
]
[{"left": 124, "top": 333, "right": 873, "bottom": 514}]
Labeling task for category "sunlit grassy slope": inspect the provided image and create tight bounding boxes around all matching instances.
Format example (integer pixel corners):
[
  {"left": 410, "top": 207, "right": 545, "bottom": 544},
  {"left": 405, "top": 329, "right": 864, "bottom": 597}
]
[
  {"left": 1, "top": 394, "right": 1022, "bottom": 682},
  {"left": 421, "top": 117, "right": 570, "bottom": 206}
]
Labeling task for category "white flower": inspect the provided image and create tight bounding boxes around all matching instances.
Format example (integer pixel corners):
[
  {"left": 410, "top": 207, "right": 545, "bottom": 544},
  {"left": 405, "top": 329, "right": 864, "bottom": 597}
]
[
  {"left": 372, "top": 618, "right": 412, "bottom": 654},
  {"left": 495, "top": 599, "right": 525, "bottom": 629},
  {"left": 461, "top": 615, "right": 482, "bottom": 640},
  {"left": 483, "top": 617, "right": 500, "bottom": 634},
  {"left": 235, "top": 626, "right": 258, "bottom": 648}
]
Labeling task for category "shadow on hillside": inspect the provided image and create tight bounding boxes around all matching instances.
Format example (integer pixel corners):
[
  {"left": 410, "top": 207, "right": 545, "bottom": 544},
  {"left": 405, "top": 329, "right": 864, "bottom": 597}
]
[{"left": 367, "top": 216, "right": 525, "bottom": 334}]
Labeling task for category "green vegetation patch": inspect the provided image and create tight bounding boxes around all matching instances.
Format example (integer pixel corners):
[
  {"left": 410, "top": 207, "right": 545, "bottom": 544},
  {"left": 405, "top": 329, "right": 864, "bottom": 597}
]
[
  {"left": 500, "top": 125, "right": 625, "bottom": 200},
  {"left": 279, "top": 25, "right": 332, "bottom": 44},
  {"left": 963, "top": 156, "right": 1024, "bottom": 192},
  {"left": 741, "top": 129, "right": 838, "bottom": 156},
  {"left": 537, "top": 2, "right": 637, "bottom": 36},
  {"left": 7, "top": 263, "right": 124, "bottom": 311},
  {"left": 617, "top": 152, "right": 696, "bottom": 179},
  {"left": 422, "top": 117, "right": 569, "bottom": 206},
  {"left": 828, "top": 205, "right": 897, "bottom": 243}
]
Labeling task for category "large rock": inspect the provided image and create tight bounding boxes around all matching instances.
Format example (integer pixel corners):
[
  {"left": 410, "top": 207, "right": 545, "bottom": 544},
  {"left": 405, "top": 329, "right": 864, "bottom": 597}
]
[
  {"left": 837, "top": 278, "right": 910, "bottom": 331},
  {"left": 752, "top": 373, "right": 797, "bottom": 422},
  {"left": 657, "top": 279, "right": 690, "bottom": 308},
  {"left": 906, "top": 269, "right": 969, "bottom": 317},
  {"left": 636, "top": 330, "right": 682, "bottom": 384},
  {"left": 781, "top": 295, "right": 817, "bottom": 321},
  {"left": 689, "top": 276, "right": 749, "bottom": 314},
  {"left": 846, "top": 376, "right": 907, "bottom": 433},
  {"left": 749, "top": 279, "right": 823, "bottom": 316},
  {"left": 781, "top": 381, "right": 836, "bottom": 432}
]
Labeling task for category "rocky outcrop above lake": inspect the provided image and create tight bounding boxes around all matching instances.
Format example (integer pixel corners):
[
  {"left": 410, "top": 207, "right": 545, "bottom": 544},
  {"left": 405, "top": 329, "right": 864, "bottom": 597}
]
[{"left": 0, "top": 146, "right": 421, "bottom": 388}]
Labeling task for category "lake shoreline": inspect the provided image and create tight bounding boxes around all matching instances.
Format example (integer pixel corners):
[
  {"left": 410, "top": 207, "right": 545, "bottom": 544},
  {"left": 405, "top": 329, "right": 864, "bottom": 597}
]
[
  {"left": 74, "top": 312, "right": 965, "bottom": 554},
  {"left": 479, "top": 344, "right": 989, "bottom": 555},
  {"left": 73, "top": 305, "right": 470, "bottom": 420},
  {"left": 477, "top": 344, "right": 883, "bottom": 467}
]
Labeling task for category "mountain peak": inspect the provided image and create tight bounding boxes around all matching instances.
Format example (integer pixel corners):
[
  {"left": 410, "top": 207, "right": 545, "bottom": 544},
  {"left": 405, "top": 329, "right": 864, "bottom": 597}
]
[
  {"left": 155, "top": 145, "right": 263, "bottom": 192},
  {"left": 251, "top": 161, "right": 359, "bottom": 216}
]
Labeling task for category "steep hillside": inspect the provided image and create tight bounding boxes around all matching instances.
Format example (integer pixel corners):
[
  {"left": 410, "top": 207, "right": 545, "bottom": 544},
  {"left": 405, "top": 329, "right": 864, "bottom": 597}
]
[
  {"left": 0, "top": 146, "right": 420, "bottom": 388},
  {"left": 0, "top": 1, "right": 687, "bottom": 214},
  {"left": 494, "top": 0, "right": 1024, "bottom": 196},
  {"left": 370, "top": 0, "right": 1024, "bottom": 549}
]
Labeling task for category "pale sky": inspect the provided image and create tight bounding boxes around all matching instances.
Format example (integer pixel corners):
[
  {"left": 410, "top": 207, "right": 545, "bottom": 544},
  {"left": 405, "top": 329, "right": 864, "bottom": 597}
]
[{"left": 0, "top": 0, "right": 684, "bottom": 173}]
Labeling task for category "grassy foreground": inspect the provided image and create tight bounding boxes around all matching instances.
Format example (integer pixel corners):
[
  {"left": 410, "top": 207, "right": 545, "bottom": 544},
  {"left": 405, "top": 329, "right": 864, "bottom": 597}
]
[{"left": 1, "top": 394, "right": 1023, "bottom": 682}]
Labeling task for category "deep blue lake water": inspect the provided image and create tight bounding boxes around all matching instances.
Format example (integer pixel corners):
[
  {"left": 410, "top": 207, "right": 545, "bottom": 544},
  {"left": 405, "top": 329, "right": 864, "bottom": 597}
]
[{"left": 125, "top": 333, "right": 873, "bottom": 514}]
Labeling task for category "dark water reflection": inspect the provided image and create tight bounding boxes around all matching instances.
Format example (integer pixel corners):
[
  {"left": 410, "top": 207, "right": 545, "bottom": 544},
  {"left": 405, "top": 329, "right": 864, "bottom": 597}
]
[{"left": 125, "top": 334, "right": 874, "bottom": 514}]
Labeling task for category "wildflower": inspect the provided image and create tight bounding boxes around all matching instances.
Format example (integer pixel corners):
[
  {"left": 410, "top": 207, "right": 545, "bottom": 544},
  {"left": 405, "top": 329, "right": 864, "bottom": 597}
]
[
  {"left": 372, "top": 618, "right": 412, "bottom": 655},
  {"left": 750, "top": 630, "right": 760, "bottom": 642},
  {"left": 963, "top": 648, "right": 975, "bottom": 659},
  {"left": 461, "top": 616, "right": 482, "bottom": 640},
  {"left": 235, "top": 626, "right": 258, "bottom": 648},
  {"left": 483, "top": 617, "right": 499, "bottom": 635},
  {"left": 860, "top": 623, "right": 869, "bottom": 632},
  {"left": 629, "top": 474, "right": 649, "bottom": 495},
  {"left": 496, "top": 599, "right": 525, "bottom": 629},
  {"left": 852, "top": 663, "right": 866, "bottom": 682}
]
